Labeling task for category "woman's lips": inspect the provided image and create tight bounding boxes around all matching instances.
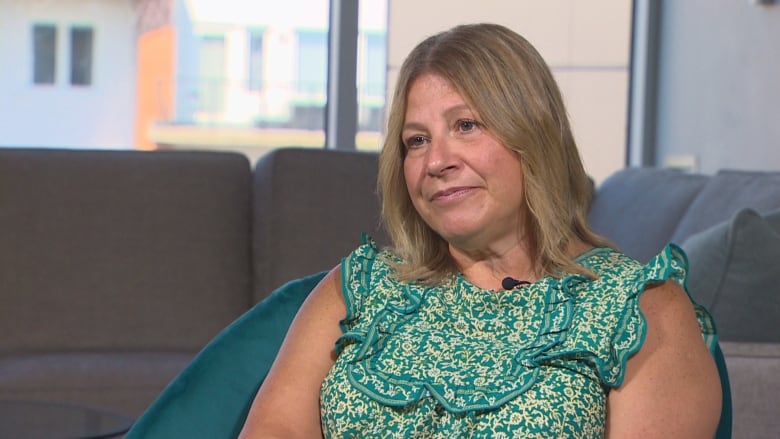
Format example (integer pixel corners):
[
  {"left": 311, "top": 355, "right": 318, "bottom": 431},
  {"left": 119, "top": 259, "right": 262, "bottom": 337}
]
[{"left": 431, "top": 186, "right": 476, "bottom": 202}]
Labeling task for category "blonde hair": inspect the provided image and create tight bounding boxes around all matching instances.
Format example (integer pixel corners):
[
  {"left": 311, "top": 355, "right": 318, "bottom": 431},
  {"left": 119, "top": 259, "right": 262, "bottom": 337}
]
[{"left": 378, "top": 23, "right": 611, "bottom": 283}]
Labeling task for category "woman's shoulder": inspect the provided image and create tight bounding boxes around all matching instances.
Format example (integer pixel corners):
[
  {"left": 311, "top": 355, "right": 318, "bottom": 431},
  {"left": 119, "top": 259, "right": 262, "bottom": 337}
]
[
  {"left": 339, "top": 235, "right": 409, "bottom": 319},
  {"left": 343, "top": 234, "right": 399, "bottom": 272},
  {"left": 561, "top": 244, "right": 718, "bottom": 387}
]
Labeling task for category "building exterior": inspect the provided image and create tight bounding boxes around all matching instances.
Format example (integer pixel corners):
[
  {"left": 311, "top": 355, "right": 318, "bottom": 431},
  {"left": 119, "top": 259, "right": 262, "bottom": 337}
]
[
  {"left": 145, "top": 0, "right": 387, "bottom": 153},
  {"left": 0, "top": 0, "right": 137, "bottom": 149},
  {"left": 1, "top": 0, "right": 386, "bottom": 154}
]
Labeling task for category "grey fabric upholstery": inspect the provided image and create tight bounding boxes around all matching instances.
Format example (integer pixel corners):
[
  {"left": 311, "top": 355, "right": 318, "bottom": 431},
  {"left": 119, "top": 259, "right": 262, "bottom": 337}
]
[
  {"left": 0, "top": 146, "right": 390, "bottom": 418},
  {"left": 671, "top": 170, "right": 780, "bottom": 245},
  {"left": 682, "top": 208, "right": 780, "bottom": 342},
  {"left": 587, "top": 167, "right": 708, "bottom": 262},
  {"left": 252, "top": 147, "right": 388, "bottom": 302},
  {"left": 0, "top": 148, "right": 252, "bottom": 415},
  {"left": 721, "top": 342, "right": 780, "bottom": 439},
  {"left": 0, "top": 148, "right": 252, "bottom": 351},
  {"left": 0, "top": 352, "right": 193, "bottom": 416}
]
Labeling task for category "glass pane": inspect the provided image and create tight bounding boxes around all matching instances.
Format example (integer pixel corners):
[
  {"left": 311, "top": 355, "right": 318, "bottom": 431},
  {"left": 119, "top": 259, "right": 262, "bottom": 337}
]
[
  {"left": 248, "top": 28, "right": 263, "bottom": 91},
  {"left": 356, "top": 0, "right": 387, "bottom": 151},
  {"left": 159, "top": 0, "right": 333, "bottom": 159},
  {"left": 70, "top": 26, "right": 93, "bottom": 86},
  {"left": 33, "top": 24, "right": 56, "bottom": 85},
  {"left": 293, "top": 30, "right": 327, "bottom": 130},
  {"left": 196, "top": 35, "right": 226, "bottom": 122}
]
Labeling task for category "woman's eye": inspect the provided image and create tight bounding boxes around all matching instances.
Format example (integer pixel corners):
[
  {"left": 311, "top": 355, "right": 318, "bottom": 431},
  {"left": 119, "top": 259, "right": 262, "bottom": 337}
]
[
  {"left": 405, "top": 135, "right": 427, "bottom": 149},
  {"left": 457, "top": 119, "right": 479, "bottom": 133}
]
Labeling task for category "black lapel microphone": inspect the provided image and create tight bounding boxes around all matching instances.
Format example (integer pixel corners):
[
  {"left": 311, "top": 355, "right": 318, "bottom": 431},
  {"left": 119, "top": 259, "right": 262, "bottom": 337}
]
[{"left": 501, "top": 277, "right": 531, "bottom": 290}]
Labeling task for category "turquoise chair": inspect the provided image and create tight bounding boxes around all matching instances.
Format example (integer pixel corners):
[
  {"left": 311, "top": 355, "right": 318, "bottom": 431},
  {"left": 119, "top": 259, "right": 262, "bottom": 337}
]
[{"left": 126, "top": 271, "right": 732, "bottom": 438}]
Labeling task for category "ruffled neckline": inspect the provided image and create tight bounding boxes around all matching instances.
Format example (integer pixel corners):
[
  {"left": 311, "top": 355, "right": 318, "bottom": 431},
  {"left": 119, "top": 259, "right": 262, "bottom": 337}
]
[{"left": 337, "top": 238, "right": 592, "bottom": 413}]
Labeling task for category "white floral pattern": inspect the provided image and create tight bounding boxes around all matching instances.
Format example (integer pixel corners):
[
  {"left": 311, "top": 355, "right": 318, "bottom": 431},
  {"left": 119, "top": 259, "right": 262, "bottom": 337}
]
[{"left": 319, "top": 236, "right": 717, "bottom": 438}]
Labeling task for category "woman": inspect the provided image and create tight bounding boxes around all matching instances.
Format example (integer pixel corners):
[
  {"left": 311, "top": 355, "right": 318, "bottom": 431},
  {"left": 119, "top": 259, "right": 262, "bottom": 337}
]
[{"left": 239, "top": 23, "right": 722, "bottom": 438}]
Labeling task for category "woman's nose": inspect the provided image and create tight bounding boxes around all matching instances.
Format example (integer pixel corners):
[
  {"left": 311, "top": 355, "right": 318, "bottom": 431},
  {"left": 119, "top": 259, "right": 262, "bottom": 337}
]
[{"left": 425, "top": 136, "right": 458, "bottom": 177}]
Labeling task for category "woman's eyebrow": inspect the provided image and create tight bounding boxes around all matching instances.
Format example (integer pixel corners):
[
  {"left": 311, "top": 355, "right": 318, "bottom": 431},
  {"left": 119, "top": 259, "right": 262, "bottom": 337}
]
[
  {"left": 442, "top": 104, "right": 473, "bottom": 119},
  {"left": 402, "top": 104, "right": 475, "bottom": 132},
  {"left": 401, "top": 121, "right": 427, "bottom": 133}
]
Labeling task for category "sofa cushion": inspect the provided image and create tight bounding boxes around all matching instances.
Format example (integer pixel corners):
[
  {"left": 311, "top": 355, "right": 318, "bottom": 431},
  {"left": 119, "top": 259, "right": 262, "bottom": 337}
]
[
  {"left": 0, "top": 149, "right": 252, "bottom": 352},
  {"left": 671, "top": 170, "right": 780, "bottom": 244},
  {"left": 587, "top": 167, "right": 708, "bottom": 262},
  {"left": 0, "top": 352, "right": 194, "bottom": 418},
  {"left": 252, "top": 148, "right": 388, "bottom": 302},
  {"left": 682, "top": 208, "right": 780, "bottom": 342}
]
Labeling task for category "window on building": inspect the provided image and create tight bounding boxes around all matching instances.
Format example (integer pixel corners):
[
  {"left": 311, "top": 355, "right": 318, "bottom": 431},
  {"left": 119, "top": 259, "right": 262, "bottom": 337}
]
[
  {"left": 296, "top": 30, "right": 327, "bottom": 95},
  {"left": 197, "top": 35, "right": 227, "bottom": 119},
  {"left": 33, "top": 24, "right": 57, "bottom": 85},
  {"left": 70, "top": 26, "right": 94, "bottom": 86},
  {"left": 248, "top": 28, "right": 264, "bottom": 91},
  {"left": 355, "top": 0, "right": 388, "bottom": 149},
  {"left": 294, "top": 30, "right": 328, "bottom": 130},
  {"left": 357, "top": 31, "right": 386, "bottom": 133}
]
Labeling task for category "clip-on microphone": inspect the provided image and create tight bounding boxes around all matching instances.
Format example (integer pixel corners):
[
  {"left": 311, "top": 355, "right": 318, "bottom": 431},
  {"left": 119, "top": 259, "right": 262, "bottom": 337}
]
[{"left": 501, "top": 277, "right": 531, "bottom": 290}]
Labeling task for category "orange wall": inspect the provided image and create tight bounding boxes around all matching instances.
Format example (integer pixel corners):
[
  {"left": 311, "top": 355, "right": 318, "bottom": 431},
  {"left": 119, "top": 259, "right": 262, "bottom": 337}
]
[{"left": 135, "top": 26, "right": 175, "bottom": 150}]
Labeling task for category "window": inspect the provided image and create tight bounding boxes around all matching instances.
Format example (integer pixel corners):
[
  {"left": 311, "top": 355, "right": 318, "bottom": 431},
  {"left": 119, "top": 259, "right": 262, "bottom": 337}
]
[
  {"left": 248, "top": 29, "right": 264, "bottom": 91},
  {"left": 33, "top": 24, "right": 57, "bottom": 85},
  {"left": 70, "top": 26, "right": 94, "bottom": 86},
  {"left": 357, "top": 31, "right": 386, "bottom": 132},
  {"left": 355, "top": 0, "right": 388, "bottom": 148},
  {"left": 197, "top": 35, "right": 227, "bottom": 118},
  {"left": 296, "top": 30, "right": 327, "bottom": 95},
  {"left": 294, "top": 30, "right": 328, "bottom": 130},
  {"left": 362, "top": 32, "right": 385, "bottom": 100}
]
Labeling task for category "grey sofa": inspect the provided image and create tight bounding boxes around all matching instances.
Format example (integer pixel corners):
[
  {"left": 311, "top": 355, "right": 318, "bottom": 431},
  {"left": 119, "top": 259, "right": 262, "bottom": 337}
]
[
  {"left": 0, "top": 147, "right": 386, "bottom": 419},
  {"left": 1, "top": 147, "right": 778, "bottom": 437},
  {"left": 588, "top": 167, "right": 780, "bottom": 439}
]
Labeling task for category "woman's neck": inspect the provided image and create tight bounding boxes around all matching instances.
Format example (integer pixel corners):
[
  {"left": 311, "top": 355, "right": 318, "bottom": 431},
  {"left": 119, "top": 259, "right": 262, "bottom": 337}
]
[
  {"left": 449, "top": 239, "right": 540, "bottom": 291},
  {"left": 450, "top": 238, "right": 592, "bottom": 291}
]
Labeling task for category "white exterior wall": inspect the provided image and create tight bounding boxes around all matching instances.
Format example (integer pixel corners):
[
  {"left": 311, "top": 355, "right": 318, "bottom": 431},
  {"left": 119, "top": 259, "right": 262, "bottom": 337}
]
[{"left": 0, "top": 0, "right": 136, "bottom": 148}]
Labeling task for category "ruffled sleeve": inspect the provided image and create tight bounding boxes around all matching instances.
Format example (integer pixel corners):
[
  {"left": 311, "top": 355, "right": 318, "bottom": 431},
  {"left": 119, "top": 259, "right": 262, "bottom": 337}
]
[
  {"left": 563, "top": 244, "right": 718, "bottom": 388},
  {"left": 335, "top": 234, "right": 410, "bottom": 358}
]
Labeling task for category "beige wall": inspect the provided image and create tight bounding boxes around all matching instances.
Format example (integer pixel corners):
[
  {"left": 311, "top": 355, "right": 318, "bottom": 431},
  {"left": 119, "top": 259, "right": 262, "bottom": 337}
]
[{"left": 386, "top": 0, "right": 632, "bottom": 184}]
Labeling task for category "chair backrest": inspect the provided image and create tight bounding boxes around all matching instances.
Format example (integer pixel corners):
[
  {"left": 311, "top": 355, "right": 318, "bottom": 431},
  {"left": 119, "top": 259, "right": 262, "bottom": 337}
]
[{"left": 251, "top": 147, "right": 389, "bottom": 302}]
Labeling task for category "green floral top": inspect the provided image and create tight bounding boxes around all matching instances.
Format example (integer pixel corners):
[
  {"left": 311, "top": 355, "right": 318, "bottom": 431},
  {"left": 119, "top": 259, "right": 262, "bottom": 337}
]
[{"left": 319, "top": 236, "right": 717, "bottom": 438}]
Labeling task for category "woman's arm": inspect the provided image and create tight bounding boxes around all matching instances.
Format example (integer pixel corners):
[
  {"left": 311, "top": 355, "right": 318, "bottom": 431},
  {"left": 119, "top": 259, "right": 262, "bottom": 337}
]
[
  {"left": 605, "top": 280, "right": 722, "bottom": 438},
  {"left": 238, "top": 266, "right": 345, "bottom": 438}
]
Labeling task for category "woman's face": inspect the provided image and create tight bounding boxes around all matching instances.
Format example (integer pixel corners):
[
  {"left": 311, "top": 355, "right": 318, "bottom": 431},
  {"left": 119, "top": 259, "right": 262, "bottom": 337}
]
[{"left": 402, "top": 73, "right": 527, "bottom": 253}]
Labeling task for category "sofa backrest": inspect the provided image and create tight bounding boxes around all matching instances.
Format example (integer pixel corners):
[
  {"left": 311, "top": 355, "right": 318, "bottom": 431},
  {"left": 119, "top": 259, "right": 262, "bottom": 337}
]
[
  {"left": 0, "top": 148, "right": 252, "bottom": 353},
  {"left": 670, "top": 169, "right": 780, "bottom": 244},
  {"left": 252, "top": 148, "right": 388, "bottom": 302},
  {"left": 587, "top": 167, "right": 709, "bottom": 262}
]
